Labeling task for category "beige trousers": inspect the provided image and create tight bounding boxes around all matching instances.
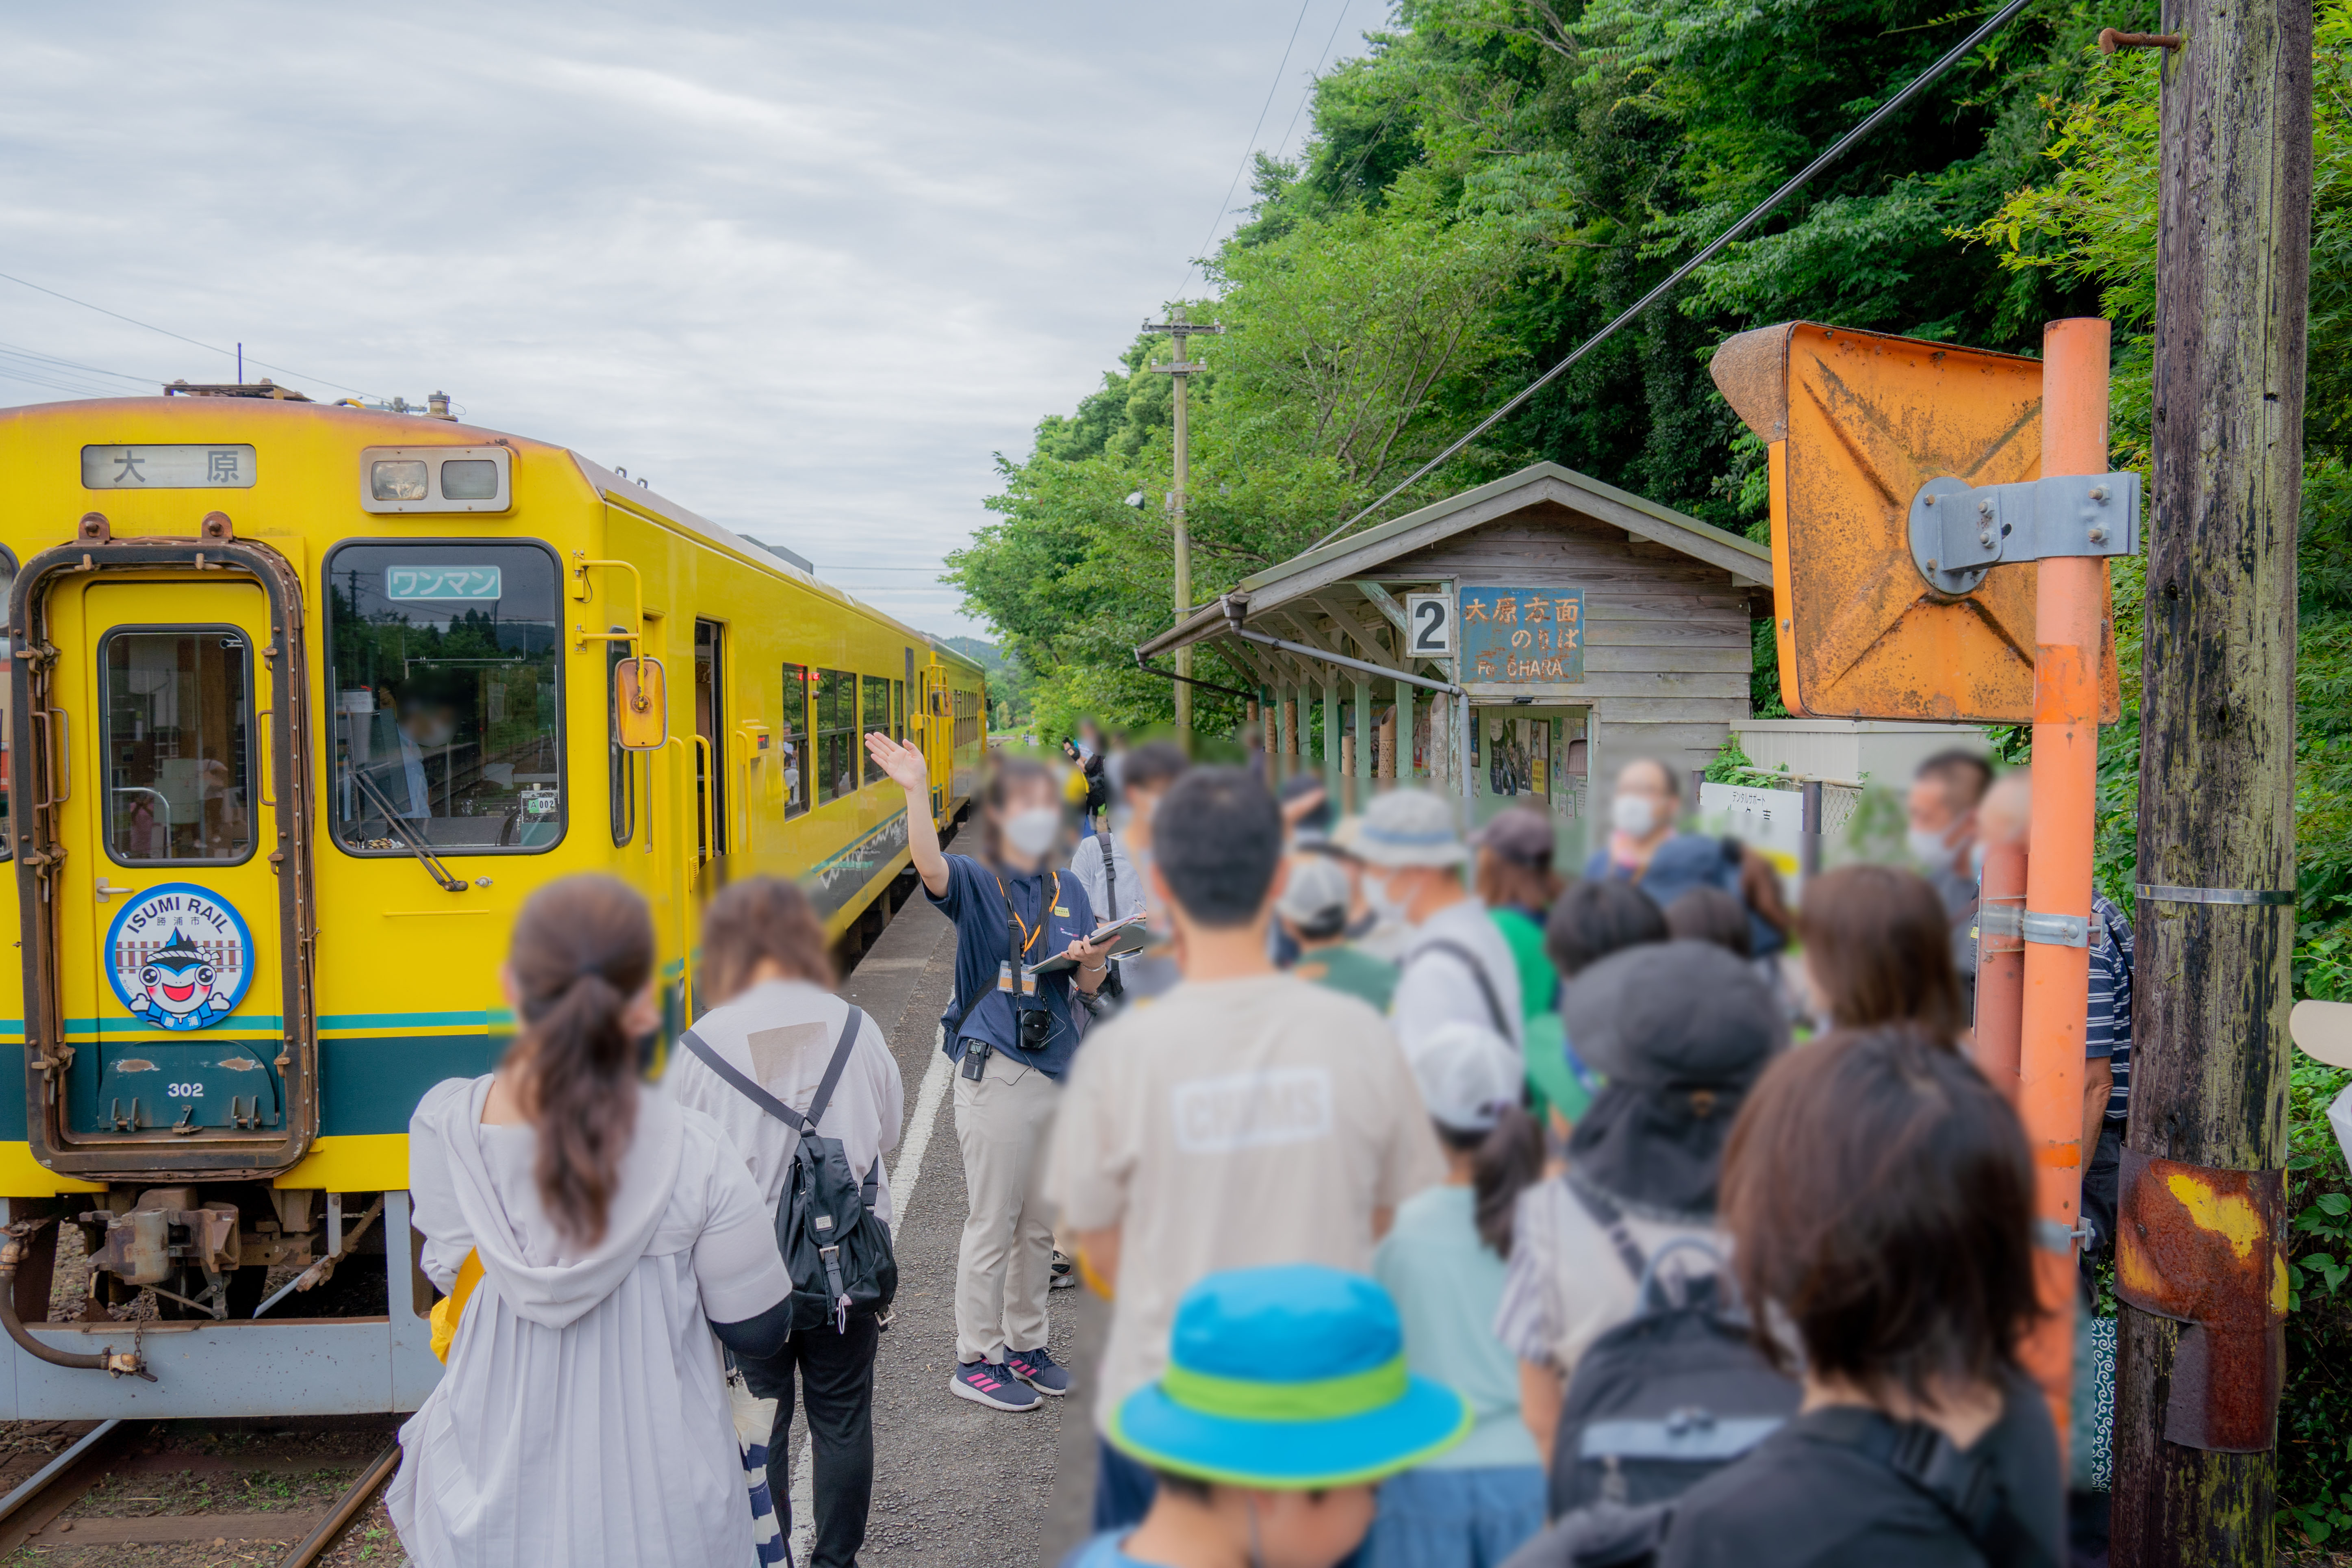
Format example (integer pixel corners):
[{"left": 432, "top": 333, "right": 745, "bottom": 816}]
[{"left": 951, "top": 1048, "right": 1060, "bottom": 1364}]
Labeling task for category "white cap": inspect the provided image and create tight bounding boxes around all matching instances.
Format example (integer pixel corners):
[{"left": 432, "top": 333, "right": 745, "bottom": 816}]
[
  {"left": 1407, "top": 1021, "right": 1523, "bottom": 1133},
  {"left": 1340, "top": 788, "right": 1468, "bottom": 868},
  {"left": 1276, "top": 854, "right": 1352, "bottom": 927}
]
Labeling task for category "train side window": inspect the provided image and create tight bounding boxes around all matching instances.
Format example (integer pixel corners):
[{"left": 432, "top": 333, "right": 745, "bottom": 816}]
[
  {"left": 324, "top": 541, "right": 565, "bottom": 856},
  {"left": 861, "top": 675, "right": 890, "bottom": 785},
  {"left": 892, "top": 679, "right": 905, "bottom": 747},
  {"left": 814, "top": 669, "right": 855, "bottom": 804},
  {"left": 780, "top": 663, "right": 811, "bottom": 819},
  {"left": 606, "top": 632, "right": 634, "bottom": 846}
]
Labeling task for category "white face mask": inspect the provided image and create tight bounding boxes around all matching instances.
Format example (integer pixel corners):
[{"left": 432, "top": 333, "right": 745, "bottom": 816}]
[
  {"left": 1900, "top": 827, "right": 1957, "bottom": 879},
  {"left": 1363, "top": 870, "right": 1409, "bottom": 923},
  {"left": 1002, "top": 806, "right": 1060, "bottom": 860},
  {"left": 1610, "top": 793, "right": 1658, "bottom": 839}
]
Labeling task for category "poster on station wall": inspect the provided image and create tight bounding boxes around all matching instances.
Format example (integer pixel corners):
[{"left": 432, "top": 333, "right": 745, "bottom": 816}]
[{"left": 1460, "top": 586, "right": 1585, "bottom": 684}]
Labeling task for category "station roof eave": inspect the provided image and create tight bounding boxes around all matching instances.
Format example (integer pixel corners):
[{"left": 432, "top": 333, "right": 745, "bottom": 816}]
[{"left": 1133, "top": 460, "right": 1770, "bottom": 665}]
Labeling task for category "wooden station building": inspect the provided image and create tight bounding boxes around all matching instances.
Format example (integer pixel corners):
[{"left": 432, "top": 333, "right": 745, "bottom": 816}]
[{"left": 1136, "top": 461, "right": 1772, "bottom": 840}]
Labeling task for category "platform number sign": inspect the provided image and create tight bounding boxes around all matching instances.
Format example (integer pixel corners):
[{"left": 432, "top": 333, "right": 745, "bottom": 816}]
[{"left": 1404, "top": 592, "right": 1453, "bottom": 657}]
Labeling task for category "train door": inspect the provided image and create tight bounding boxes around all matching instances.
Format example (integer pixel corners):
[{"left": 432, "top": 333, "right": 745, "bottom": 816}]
[
  {"left": 693, "top": 619, "right": 724, "bottom": 864},
  {"left": 39, "top": 578, "right": 294, "bottom": 1151},
  {"left": 923, "top": 666, "right": 948, "bottom": 824}
]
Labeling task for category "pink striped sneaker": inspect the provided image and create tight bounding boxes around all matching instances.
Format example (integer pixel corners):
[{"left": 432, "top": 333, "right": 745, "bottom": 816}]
[{"left": 950, "top": 1359, "right": 1041, "bottom": 1412}]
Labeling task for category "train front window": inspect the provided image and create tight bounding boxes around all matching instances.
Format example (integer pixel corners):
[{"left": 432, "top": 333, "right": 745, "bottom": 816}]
[
  {"left": 100, "top": 630, "right": 254, "bottom": 865},
  {"left": 325, "top": 542, "right": 564, "bottom": 856}
]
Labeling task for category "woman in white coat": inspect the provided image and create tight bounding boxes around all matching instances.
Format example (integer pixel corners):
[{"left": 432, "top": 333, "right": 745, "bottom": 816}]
[{"left": 387, "top": 875, "right": 794, "bottom": 1568}]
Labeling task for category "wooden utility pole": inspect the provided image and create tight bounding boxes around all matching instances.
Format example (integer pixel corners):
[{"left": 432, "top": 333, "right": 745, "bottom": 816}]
[
  {"left": 2112, "top": 0, "right": 2311, "bottom": 1555},
  {"left": 1145, "top": 308, "right": 1223, "bottom": 742}
]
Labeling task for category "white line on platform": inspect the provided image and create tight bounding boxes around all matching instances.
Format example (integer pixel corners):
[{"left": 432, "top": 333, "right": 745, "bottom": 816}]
[
  {"left": 889, "top": 1044, "right": 954, "bottom": 1225},
  {"left": 789, "top": 1040, "right": 953, "bottom": 1561}
]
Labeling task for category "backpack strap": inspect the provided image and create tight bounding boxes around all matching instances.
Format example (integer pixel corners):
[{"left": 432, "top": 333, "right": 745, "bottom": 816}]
[
  {"left": 1801, "top": 1406, "right": 2058, "bottom": 1568},
  {"left": 1565, "top": 1171, "right": 1649, "bottom": 1285},
  {"left": 1417, "top": 938, "right": 1514, "bottom": 1038},
  {"left": 1098, "top": 828, "right": 1117, "bottom": 918},
  {"left": 679, "top": 1006, "right": 865, "bottom": 1138},
  {"left": 680, "top": 1027, "right": 814, "bottom": 1136},
  {"left": 801, "top": 1007, "right": 865, "bottom": 1129}
]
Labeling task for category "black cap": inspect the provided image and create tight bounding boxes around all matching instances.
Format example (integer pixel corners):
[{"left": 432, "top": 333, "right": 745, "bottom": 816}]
[{"left": 1559, "top": 939, "right": 1785, "bottom": 1087}]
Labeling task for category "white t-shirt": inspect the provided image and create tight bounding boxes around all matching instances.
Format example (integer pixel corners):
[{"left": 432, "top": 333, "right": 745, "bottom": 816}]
[
  {"left": 1392, "top": 898, "right": 1526, "bottom": 1053},
  {"left": 1045, "top": 972, "right": 1447, "bottom": 1430},
  {"left": 665, "top": 979, "right": 906, "bottom": 1227}
]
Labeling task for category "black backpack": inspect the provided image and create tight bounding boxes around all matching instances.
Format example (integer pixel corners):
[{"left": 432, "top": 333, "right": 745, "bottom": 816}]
[
  {"left": 1549, "top": 1180, "right": 1800, "bottom": 1518},
  {"left": 681, "top": 1008, "right": 898, "bottom": 1334}
]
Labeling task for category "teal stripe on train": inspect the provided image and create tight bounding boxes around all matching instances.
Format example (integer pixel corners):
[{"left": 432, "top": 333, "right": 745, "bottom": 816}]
[
  {"left": 0, "top": 1039, "right": 510, "bottom": 1142},
  {"left": 319, "top": 1035, "right": 506, "bottom": 1136}
]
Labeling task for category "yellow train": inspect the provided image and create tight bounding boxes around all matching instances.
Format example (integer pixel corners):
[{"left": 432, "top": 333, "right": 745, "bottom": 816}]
[{"left": 0, "top": 386, "right": 984, "bottom": 1415}]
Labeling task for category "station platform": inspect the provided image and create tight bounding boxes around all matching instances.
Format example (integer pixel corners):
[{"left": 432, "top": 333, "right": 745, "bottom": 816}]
[{"left": 824, "top": 871, "right": 1098, "bottom": 1565}]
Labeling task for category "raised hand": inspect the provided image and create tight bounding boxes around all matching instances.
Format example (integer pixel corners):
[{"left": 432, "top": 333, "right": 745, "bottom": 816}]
[{"left": 864, "top": 730, "right": 929, "bottom": 793}]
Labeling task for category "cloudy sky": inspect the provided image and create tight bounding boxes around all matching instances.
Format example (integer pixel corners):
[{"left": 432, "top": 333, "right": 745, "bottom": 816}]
[{"left": 0, "top": 0, "right": 1376, "bottom": 637}]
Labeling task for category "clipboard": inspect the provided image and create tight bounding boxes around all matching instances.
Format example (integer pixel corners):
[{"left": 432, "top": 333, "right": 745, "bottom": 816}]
[{"left": 1025, "top": 912, "right": 1151, "bottom": 975}]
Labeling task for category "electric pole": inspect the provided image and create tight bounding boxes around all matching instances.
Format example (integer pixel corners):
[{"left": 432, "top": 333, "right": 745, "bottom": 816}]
[
  {"left": 2111, "top": 0, "right": 2311, "bottom": 1557},
  {"left": 1145, "top": 307, "right": 1223, "bottom": 741}
]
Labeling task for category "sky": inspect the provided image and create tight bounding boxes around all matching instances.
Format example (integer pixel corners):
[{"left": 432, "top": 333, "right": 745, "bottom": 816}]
[{"left": 0, "top": 0, "right": 1377, "bottom": 638}]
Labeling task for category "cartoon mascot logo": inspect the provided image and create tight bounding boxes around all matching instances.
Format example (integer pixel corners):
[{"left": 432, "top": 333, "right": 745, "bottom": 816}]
[{"left": 105, "top": 885, "right": 253, "bottom": 1032}]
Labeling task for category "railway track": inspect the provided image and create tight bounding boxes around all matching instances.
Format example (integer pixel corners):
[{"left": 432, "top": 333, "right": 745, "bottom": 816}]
[{"left": 0, "top": 1415, "right": 402, "bottom": 1564}]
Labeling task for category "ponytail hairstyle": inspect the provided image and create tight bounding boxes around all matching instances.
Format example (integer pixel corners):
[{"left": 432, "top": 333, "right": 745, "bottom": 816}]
[
  {"left": 504, "top": 875, "right": 656, "bottom": 1246},
  {"left": 1436, "top": 1102, "right": 1547, "bottom": 1258},
  {"left": 700, "top": 876, "right": 835, "bottom": 1004}
]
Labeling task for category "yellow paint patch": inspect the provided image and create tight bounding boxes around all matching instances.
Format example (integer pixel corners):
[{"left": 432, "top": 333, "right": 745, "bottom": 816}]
[
  {"left": 273, "top": 1134, "right": 408, "bottom": 1191},
  {"left": 2166, "top": 1172, "right": 2266, "bottom": 1259},
  {"left": 0, "top": 1142, "right": 103, "bottom": 1197},
  {"left": 2277, "top": 1253, "right": 2293, "bottom": 1316},
  {"left": 2117, "top": 1230, "right": 2164, "bottom": 1299}
]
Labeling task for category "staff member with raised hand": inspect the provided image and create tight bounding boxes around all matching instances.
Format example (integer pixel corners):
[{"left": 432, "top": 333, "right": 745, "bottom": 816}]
[{"left": 864, "top": 730, "right": 1116, "bottom": 1413}]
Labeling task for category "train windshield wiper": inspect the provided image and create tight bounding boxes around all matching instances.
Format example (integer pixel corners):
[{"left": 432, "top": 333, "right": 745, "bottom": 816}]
[{"left": 344, "top": 768, "right": 469, "bottom": 893}]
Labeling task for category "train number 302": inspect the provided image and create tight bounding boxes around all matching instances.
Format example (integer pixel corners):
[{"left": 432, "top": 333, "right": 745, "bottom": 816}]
[{"left": 168, "top": 1083, "right": 205, "bottom": 1099}]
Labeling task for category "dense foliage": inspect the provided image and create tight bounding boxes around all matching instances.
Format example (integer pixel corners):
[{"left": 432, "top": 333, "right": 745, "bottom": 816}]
[{"left": 953, "top": 0, "right": 2145, "bottom": 739}]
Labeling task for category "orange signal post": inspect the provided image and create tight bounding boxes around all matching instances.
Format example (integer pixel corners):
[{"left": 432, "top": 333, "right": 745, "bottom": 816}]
[{"left": 2014, "top": 317, "right": 2113, "bottom": 1461}]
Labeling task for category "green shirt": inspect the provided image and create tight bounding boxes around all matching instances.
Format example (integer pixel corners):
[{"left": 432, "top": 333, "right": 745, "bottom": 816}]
[
  {"left": 1294, "top": 943, "right": 1398, "bottom": 1013},
  {"left": 1490, "top": 906, "right": 1559, "bottom": 1021}
]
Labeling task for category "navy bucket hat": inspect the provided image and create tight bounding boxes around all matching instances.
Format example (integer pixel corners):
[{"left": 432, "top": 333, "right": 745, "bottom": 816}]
[{"left": 1108, "top": 1264, "right": 1469, "bottom": 1489}]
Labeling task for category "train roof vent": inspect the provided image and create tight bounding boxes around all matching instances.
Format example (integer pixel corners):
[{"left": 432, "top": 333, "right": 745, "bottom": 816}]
[
  {"left": 756, "top": 539, "right": 814, "bottom": 573},
  {"left": 163, "top": 378, "right": 313, "bottom": 402}
]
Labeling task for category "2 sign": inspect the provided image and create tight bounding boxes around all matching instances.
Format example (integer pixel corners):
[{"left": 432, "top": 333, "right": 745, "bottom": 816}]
[{"left": 1404, "top": 592, "right": 1453, "bottom": 656}]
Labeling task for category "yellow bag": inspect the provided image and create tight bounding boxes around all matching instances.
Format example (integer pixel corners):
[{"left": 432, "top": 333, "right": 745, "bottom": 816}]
[{"left": 428, "top": 1249, "right": 484, "bottom": 1364}]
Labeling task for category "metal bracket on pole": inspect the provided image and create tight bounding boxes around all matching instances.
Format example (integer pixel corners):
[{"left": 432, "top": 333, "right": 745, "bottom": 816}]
[
  {"left": 2021, "top": 910, "right": 2090, "bottom": 948},
  {"left": 1908, "top": 470, "right": 2143, "bottom": 596}
]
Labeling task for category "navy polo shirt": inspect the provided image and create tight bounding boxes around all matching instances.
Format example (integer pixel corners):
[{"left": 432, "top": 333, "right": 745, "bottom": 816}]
[{"left": 927, "top": 853, "right": 1097, "bottom": 1080}]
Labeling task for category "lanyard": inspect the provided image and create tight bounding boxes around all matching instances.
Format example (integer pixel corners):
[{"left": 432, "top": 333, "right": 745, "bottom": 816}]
[{"left": 994, "top": 869, "right": 1061, "bottom": 980}]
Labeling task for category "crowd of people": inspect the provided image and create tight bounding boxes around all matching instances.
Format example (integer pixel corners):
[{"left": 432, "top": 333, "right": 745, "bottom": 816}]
[{"left": 382, "top": 724, "right": 2127, "bottom": 1568}]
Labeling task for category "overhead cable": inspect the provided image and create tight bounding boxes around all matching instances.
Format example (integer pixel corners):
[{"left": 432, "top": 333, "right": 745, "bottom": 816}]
[
  {"left": 1172, "top": 0, "right": 1317, "bottom": 302},
  {"left": 1301, "top": 0, "right": 2041, "bottom": 554},
  {"left": 0, "top": 268, "right": 383, "bottom": 399}
]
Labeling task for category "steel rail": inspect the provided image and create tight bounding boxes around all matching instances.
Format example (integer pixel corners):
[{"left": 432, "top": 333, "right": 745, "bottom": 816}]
[
  {"left": 280, "top": 1439, "right": 400, "bottom": 1568},
  {"left": 0, "top": 1422, "right": 122, "bottom": 1527}
]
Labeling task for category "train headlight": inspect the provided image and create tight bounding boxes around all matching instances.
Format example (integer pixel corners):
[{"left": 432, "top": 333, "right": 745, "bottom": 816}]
[
  {"left": 440, "top": 458, "right": 498, "bottom": 500},
  {"left": 370, "top": 460, "right": 428, "bottom": 502}
]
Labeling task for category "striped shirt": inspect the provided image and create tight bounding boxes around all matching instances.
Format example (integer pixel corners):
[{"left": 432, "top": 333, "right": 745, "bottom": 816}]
[{"left": 2085, "top": 893, "right": 2135, "bottom": 1121}]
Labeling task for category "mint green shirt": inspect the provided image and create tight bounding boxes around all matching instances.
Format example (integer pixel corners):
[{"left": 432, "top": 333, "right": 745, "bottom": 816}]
[{"left": 1373, "top": 1184, "right": 1543, "bottom": 1471}]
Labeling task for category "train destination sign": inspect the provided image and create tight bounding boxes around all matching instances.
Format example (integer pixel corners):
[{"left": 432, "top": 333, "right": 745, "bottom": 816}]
[
  {"left": 386, "top": 565, "right": 504, "bottom": 602},
  {"left": 1460, "top": 584, "right": 1584, "bottom": 684},
  {"left": 80, "top": 444, "right": 257, "bottom": 489}
]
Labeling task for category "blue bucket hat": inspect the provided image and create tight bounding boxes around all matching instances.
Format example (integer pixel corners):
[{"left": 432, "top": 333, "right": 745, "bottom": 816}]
[{"left": 1108, "top": 1265, "right": 1470, "bottom": 1489}]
